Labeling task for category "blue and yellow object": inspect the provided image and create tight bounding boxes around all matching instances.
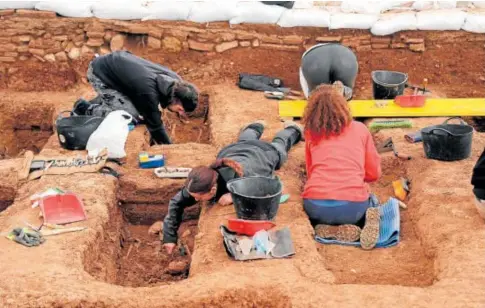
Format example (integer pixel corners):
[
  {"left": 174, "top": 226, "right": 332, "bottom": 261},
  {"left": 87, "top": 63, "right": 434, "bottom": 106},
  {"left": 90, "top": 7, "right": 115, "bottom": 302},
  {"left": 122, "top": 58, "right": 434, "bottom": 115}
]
[{"left": 139, "top": 152, "right": 165, "bottom": 169}]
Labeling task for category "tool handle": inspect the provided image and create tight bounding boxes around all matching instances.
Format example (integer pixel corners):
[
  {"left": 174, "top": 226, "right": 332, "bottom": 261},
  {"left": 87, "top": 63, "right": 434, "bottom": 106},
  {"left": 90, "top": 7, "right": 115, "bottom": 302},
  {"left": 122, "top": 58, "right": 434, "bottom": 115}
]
[{"left": 394, "top": 151, "right": 412, "bottom": 160}]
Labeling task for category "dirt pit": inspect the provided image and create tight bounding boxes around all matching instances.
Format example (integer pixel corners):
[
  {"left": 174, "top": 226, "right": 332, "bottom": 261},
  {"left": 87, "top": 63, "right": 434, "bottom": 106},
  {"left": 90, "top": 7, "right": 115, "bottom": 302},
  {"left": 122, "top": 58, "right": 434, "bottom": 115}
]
[
  {"left": 161, "top": 93, "right": 211, "bottom": 144},
  {"left": 84, "top": 183, "right": 200, "bottom": 287},
  {"left": 316, "top": 155, "right": 436, "bottom": 287}
]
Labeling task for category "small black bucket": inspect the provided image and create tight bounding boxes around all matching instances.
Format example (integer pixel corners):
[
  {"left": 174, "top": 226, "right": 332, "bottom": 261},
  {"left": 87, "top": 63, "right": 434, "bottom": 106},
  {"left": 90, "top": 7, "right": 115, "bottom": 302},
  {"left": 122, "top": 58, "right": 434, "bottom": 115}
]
[
  {"left": 372, "top": 70, "right": 408, "bottom": 99},
  {"left": 227, "top": 176, "right": 282, "bottom": 220},
  {"left": 421, "top": 117, "right": 474, "bottom": 161},
  {"left": 55, "top": 111, "right": 104, "bottom": 150}
]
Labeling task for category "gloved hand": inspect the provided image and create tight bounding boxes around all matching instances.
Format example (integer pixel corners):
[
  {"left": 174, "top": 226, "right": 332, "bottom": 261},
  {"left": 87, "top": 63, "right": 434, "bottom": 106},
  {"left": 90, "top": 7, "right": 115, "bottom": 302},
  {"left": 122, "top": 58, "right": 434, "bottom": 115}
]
[{"left": 6, "top": 228, "right": 45, "bottom": 247}]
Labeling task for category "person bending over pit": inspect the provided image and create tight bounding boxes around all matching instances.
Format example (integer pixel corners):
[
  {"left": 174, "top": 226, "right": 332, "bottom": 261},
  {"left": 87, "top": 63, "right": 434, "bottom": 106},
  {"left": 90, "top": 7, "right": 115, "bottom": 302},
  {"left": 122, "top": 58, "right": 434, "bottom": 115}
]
[
  {"left": 302, "top": 85, "right": 381, "bottom": 250},
  {"left": 162, "top": 120, "right": 304, "bottom": 253},
  {"left": 300, "top": 43, "right": 358, "bottom": 101},
  {"left": 73, "top": 50, "right": 198, "bottom": 144}
]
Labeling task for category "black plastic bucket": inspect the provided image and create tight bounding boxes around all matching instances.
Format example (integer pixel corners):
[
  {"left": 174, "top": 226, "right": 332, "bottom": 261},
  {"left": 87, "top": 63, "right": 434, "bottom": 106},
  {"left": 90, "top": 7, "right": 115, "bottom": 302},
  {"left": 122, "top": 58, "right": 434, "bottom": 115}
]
[
  {"left": 421, "top": 117, "right": 473, "bottom": 161},
  {"left": 372, "top": 70, "right": 408, "bottom": 99},
  {"left": 227, "top": 176, "right": 282, "bottom": 220},
  {"left": 55, "top": 111, "right": 104, "bottom": 150}
]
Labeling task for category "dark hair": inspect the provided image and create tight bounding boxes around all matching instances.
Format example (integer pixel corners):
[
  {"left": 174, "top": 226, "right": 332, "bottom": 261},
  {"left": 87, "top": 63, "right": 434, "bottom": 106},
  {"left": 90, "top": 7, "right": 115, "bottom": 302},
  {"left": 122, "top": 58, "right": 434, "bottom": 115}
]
[
  {"left": 302, "top": 84, "right": 352, "bottom": 141},
  {"left": 172, "top": 82, "right": 198, "bottom": 113},
  {"left": 185, "top": 158, "right": 243, "bottom": 194}
]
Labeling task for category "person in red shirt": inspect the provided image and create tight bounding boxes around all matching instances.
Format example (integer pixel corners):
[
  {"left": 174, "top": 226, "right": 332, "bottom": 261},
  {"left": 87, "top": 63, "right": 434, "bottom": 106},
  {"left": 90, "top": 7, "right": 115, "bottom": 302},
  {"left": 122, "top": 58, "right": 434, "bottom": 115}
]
[{"left": 302, "top": 85, "right": 382, "bottom": 249}]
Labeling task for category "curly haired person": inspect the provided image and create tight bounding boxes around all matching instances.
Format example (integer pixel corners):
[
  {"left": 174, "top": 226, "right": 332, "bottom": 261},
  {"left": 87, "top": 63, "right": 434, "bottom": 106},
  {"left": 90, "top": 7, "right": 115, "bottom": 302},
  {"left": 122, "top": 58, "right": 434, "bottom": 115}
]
[{"left": 302, "top": 85, "right": 382, "bottom": 249}]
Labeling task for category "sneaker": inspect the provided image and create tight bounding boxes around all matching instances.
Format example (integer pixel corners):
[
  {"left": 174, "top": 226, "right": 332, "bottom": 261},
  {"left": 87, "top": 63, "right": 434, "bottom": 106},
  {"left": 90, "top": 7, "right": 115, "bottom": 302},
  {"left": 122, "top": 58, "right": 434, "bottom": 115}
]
[
  {"left": 315, "top": 224, "right": 361, "bottom": 242},
  {"left": 360, "top": 207, "right": 380, "bottom": 250},
  {"left": 72, "top": 98, "right": 91, "bottom": 116},
  {"left": 240, "top": 120, "right": 266, "bottom": 133},
  {"left": 283, "top": 120, "right": 305, "bottom": 141}
]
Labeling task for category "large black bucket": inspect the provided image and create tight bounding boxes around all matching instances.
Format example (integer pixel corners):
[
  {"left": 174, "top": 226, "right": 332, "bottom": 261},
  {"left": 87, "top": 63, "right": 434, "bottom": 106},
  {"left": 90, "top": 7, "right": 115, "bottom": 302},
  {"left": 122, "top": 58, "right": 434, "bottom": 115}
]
[
  {"left": 55, "top": 111, "right": 104, "bottom": 150},
  {"left": 372, "top": 70, "right": 408, "bottom": 99},
  {"left": 227, "top": 176, "right": 282, "bottom": 220},
  {"left": 421, "top": 117, "right": 473, "bottom": 161}
]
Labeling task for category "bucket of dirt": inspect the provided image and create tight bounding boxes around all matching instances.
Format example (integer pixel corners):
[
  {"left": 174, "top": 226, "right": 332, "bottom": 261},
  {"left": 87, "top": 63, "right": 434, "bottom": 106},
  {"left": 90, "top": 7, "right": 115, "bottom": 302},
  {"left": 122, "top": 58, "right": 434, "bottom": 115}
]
[
  {"left": 372, "top": 70, "right": 408, "bottom": 99},
  {"left": 227, "top": 176, "right": 282, "bottom": 220},
  {"left": 421, "top": 117, "right": 473, "bottom": 161}
]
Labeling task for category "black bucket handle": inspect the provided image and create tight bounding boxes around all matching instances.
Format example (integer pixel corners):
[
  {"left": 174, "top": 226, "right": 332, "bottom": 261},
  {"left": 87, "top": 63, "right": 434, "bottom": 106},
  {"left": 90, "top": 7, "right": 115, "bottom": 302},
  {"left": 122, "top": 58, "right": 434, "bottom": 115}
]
[
  {"left": 56, "top": 110, "right": 104, "bottom": 127},
  {"left": 428, "top": 127, "right": 459, "bottom": 137},
  {"left": 443, "top": 117, "right": 467, "bottom": 125}
]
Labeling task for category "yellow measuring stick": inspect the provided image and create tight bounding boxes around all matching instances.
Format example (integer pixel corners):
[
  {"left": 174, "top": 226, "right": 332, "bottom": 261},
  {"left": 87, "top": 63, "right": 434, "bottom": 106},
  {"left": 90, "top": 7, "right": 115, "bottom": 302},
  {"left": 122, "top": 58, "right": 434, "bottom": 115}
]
[{"left": 279, "top": 98, "right": 485, "bottom": 118}]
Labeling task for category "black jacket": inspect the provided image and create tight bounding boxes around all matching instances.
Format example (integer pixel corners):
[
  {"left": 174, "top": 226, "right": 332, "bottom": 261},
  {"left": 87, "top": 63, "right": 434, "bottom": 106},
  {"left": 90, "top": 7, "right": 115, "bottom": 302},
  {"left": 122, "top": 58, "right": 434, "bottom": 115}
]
[
  {"left": 472, "top": 147, "right": 485, "bottom": 199},
  {"left": 91, "top": 51, "right": 181, "bottom": 144},
  {"left": 162, "top": 140, "right": 281, "bottom": 244}
]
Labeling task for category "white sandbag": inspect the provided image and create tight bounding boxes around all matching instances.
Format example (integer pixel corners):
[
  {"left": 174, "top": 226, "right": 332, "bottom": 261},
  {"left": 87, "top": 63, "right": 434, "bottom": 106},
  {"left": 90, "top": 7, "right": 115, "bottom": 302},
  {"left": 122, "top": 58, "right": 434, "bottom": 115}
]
[
  {"left": 143, "top": 1, "right": 194, "bottom": 21},
  {"left": 86, "top": 110, "right": 132, "bottom": 159},
  {"left": 340, "top": 1, "right": 411, "bottom": 14},
  {"left": 371, "top": 12, "right": 417, "bottom": 35},
  {"left": 0, "top": 1, "right": 38, "bottom": 9},
  {"left": 413, "top": 1, "right": 457, "bottom": 10},
  {"left": 230, "top": 2, "right": 286, "bottom": 25},
  {"left": 473, "top": 1, "right": 485, "bottom": 8},
  {"left": 330, "top": 13, "right": 378, "bottom": 30},
  {"left": 35, "top": 1, "right": 95, "bottom": 18},
  {"left": 293, "top": 1, "right": 313, "bottom": 9},
  {"left": 92, "top": 1, "right": 149, "bottom": 20},
  {"left": 188, "top": 2, "right": 238, "bottom": 23},
  {"left": 277, "top": 8, "right": 330, "bottom": 27},
  {"left": 416, "top": 9, "right": 466, "bottom": 30},
  {"left": 463, "top": 13, "right": 485, "bottom": 33}
]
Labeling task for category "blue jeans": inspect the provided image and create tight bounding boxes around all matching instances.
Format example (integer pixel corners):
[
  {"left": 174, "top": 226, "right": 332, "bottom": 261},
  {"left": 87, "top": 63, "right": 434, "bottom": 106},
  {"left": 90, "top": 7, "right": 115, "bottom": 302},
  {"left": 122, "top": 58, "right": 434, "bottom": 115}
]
[{"left": 304, "top": 195, "right": 378, "bottom": 226}]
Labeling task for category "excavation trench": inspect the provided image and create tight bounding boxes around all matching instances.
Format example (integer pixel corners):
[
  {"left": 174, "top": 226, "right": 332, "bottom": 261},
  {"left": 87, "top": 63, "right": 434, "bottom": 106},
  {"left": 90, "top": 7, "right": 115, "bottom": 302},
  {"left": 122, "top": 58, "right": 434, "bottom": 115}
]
[
  {"left": 314, "top": 155, "right": 436, "bottom": 287},
  {"left": 83, "top": 183, "right": 200, "bottom": 287}
]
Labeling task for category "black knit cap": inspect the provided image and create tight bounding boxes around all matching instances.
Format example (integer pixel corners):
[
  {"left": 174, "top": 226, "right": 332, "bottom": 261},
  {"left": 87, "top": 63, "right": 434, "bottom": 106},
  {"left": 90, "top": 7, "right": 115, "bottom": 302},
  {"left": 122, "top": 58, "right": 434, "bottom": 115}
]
[{"left": 174, "top": 83, "right": 198, "bottom": 112}]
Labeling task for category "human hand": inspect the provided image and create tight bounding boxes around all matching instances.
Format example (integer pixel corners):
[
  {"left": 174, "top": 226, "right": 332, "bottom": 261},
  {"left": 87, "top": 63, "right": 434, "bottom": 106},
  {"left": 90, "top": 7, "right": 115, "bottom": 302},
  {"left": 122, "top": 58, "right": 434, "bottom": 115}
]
[
  {"left": 163, "top": 243, "right": 176, "bottom": 254},
  {"left": 218, "top": 193, "right": 233, "bottom": 206}
]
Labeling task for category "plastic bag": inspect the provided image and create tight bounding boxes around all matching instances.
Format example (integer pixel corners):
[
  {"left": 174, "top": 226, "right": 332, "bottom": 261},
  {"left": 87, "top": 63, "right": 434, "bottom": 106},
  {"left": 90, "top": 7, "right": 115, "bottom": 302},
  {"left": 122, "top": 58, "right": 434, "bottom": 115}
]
[
  {"left": 277, "top": 8, "right": 330, "bottom": 27},
  {"left": 416, "top": 9, "right": 466, "bottom": 30},
  {"left": 143, "top": 1, "right": 194, "bottom": 21},
  {"left": 92, "top": 1, "right": 149, "bottom": 20},
  {"left": 35, "top": 1, "right": 95, "bottom": 18},
  {"left": 463, "top": 13, "right": 485, "bottom": 33},
  {"left": 230, "top": 2, "right": 286, "bottom": 25},
  {"left": 371, "top": 12, "right": 417, "bottom": 35},
  {"left": 0, "top": 1, "right": 38, "bottom": 9},
  {"left": 330, "top": 13, "right": 378, "bottom": 30},
  {"left": 188, "top": 1, "right": 239, "bottom": 23},
  {"left": 86, "top": 110, "right": 132, "bottom": 159}
]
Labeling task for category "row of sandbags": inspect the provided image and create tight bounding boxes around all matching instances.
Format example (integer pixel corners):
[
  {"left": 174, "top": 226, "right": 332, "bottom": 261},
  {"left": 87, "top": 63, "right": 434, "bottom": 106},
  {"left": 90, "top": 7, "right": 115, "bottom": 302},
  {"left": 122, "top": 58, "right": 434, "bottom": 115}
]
[{"left": 1, "top": 1, "right": 485, "bottom": 35}]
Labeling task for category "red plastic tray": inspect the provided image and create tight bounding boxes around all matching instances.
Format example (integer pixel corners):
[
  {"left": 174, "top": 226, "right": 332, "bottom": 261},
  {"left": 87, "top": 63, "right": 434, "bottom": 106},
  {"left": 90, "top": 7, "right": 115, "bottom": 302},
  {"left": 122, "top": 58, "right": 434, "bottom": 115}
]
[
  {"left": 40, "top": 193, "right": 87, "bottom": 225},
  {"left": 395, "top": 95, "right": 427, "bottom": 107},
  {"left": 227, "top": 218, "right": 275, "bottom": 236}
]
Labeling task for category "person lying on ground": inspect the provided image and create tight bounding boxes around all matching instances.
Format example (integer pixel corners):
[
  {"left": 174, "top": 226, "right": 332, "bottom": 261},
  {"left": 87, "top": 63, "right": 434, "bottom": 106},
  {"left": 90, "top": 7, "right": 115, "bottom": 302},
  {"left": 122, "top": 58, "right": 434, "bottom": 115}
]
[
  {"left": 300, "top": 43, "right": 358, "bottom": 101},
  {"left": 302, "top": 85, "right": 381, "bottom": 229},
  {"left": 162, "top": 120, "right": 304, "bottom": 253},
  {"left": 73, "top": 50, "right": 198, "bottom": 144}
]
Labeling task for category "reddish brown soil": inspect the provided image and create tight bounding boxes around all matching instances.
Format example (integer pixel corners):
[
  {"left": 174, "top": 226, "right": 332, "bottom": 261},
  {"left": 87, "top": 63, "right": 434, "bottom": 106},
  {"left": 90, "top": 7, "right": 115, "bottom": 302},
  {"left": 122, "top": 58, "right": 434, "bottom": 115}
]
[{"left": 0, "top": 34, "right": 484, "bottom": 307}]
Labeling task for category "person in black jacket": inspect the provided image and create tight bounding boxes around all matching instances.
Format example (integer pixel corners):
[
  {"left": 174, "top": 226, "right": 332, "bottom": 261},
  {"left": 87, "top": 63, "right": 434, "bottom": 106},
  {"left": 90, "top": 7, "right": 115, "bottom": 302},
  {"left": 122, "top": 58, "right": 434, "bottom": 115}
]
[
  {"left": 300, "top": 43, "right": 358, "bottom": 100},
  {"left": 162, "top": 120, "right": 303, "bottom": 253},
  {"left": 74, "top": 51, "right": 198, "bottom": 144}
]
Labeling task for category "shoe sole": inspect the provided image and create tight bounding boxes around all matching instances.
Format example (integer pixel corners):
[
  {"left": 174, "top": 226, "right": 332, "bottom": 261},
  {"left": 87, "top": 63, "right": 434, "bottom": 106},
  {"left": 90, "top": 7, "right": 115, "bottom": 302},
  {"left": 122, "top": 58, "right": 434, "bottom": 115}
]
[
  {"left": 360, "top": 207, "right": 380, "bottom": 250},
  {"left": 315, "top": 224, "right": 361, "bottom": 242}
]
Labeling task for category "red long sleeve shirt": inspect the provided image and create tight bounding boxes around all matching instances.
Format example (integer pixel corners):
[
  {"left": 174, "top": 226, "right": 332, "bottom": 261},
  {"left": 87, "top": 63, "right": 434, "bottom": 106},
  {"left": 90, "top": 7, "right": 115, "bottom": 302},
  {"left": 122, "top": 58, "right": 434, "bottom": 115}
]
[{"left": 302, "top": 121, "right": 381, "bottom": 202}]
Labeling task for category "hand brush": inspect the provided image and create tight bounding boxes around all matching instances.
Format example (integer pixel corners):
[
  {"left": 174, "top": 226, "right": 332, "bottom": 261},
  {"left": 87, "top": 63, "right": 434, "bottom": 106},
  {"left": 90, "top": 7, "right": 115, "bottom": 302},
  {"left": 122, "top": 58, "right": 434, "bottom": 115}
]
[{"left": 369, "top": 119, "right": 413, "bottom": 132}]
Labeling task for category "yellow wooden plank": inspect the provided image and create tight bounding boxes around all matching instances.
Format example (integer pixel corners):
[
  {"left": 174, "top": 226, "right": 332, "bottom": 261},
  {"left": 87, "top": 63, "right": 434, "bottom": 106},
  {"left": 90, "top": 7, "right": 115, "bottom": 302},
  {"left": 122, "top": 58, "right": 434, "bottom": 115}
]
[{"left": 279, "top": 98, "right": 485, "bottom": 117}]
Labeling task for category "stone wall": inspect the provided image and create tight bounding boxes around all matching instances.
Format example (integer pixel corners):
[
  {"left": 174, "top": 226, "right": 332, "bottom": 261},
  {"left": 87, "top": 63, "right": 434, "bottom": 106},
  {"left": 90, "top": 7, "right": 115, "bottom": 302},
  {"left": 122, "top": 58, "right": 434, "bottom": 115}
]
[{"left": 0, "top": 9, "right": 484, "bottom": 64}]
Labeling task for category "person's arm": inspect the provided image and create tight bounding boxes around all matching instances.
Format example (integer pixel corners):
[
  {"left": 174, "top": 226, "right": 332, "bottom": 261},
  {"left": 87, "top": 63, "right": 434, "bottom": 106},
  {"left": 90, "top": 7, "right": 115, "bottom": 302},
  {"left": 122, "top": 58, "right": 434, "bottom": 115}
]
[
  {"left": 364, "top": 130, "right": 381, "bottom": 183},
  {"left": 163, "top": 188, "right": 196, "bottom": 244},
  {"left": 136, "top": 93, "right": 172, "bottom": 144}
]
